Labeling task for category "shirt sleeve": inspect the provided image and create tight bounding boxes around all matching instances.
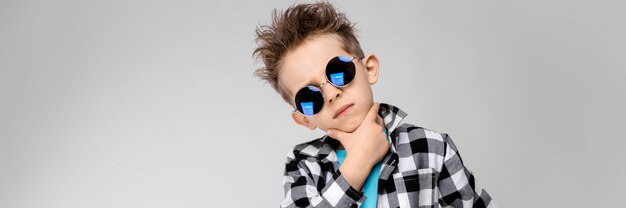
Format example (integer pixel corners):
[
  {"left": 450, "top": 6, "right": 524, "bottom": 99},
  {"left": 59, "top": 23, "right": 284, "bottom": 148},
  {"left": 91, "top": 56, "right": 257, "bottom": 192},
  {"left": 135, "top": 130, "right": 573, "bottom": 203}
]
[
  {"left": 280, "top": 148, "right": 366, "bottom": 208},
  {"left": 437, "top": 133, "right": 497, "bottom": 208}
]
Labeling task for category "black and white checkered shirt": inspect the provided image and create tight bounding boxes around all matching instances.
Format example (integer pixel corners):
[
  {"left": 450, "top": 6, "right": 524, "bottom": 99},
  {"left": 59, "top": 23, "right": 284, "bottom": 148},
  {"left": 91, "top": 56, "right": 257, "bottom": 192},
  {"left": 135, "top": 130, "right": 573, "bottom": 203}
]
[{"left": 281, "top": 103, "right": 496, "bottom": 208}]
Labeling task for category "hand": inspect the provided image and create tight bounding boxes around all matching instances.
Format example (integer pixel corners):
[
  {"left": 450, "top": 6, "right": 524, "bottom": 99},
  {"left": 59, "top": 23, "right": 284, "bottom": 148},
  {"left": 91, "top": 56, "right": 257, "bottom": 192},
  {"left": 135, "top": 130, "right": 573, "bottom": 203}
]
[{"left": 327, "top": 102, "right": 389, "bottom": 167}]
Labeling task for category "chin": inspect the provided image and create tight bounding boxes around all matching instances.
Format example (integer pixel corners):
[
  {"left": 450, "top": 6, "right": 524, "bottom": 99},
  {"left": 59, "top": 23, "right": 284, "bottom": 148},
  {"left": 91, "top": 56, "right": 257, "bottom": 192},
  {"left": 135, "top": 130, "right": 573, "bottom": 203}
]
[{"left": 339, "top": 111, "right": 366, "bottom": 133}]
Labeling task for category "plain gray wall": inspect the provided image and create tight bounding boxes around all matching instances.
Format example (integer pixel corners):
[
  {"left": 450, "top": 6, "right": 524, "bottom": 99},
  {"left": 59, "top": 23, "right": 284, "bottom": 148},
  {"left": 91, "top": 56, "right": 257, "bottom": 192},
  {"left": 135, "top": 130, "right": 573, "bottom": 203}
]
[{"left": 1, "top": 0, "right": 625, "bottom": 207}]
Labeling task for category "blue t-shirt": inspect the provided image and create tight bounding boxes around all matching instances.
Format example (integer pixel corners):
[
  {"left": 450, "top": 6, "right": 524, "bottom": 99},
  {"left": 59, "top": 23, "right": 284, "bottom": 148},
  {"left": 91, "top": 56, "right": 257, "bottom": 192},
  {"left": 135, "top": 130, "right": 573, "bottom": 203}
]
[{"left": 335, "top": 129, "right": 389, "bottom": 208}]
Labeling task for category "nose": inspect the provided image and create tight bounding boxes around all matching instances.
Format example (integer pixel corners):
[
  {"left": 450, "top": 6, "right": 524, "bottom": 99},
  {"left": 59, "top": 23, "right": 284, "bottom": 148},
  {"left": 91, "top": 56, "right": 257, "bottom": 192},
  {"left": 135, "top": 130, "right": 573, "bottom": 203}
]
[{"left": 320, "top": 80, "right": 342, "bottom": 103}]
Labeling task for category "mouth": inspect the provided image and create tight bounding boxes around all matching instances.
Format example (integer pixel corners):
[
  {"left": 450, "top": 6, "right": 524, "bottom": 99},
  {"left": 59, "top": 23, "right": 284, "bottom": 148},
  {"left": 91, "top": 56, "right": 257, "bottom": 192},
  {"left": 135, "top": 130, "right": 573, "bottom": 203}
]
[{"left": 333, "top": 103, "right": 354, "bottom": 119}]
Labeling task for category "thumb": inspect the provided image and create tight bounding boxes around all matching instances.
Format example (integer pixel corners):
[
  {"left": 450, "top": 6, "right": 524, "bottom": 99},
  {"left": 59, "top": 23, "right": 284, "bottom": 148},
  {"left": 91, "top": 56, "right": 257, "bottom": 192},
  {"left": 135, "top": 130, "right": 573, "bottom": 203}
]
[
  {"left": 326, "top": 128, "right": 347, "bottom": 141},
  {"left": 365, "top": 102, "right": 381, "bottom": 122}
]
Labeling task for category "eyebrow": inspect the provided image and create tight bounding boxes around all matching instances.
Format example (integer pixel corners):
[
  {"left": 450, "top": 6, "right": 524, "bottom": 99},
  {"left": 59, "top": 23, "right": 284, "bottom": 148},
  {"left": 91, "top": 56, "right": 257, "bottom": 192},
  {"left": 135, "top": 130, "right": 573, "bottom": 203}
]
[
  {"left": 286, "top": 78, "right": 310, "bottom": 99},
  {"left": 302, "top": 79, "right": 317, "bottom": 87},
  {"left": 289, "top": 77, "right": 318, "bottom": 101},
  {"left": 300, "top": 76, "right": 325, "bottom": 89}
]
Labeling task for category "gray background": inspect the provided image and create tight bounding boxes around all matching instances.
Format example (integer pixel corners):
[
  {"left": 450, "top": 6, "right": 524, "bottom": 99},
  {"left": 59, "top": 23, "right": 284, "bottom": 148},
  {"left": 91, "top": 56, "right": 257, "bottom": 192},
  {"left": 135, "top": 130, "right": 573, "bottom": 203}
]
[{"left": 1, "top": 0, "right": 625, "bottom": 207}]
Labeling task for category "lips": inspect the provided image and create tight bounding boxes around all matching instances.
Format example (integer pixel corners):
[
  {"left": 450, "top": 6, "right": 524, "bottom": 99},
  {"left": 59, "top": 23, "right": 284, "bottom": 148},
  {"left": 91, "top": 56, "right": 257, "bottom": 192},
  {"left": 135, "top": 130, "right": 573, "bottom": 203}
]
[{"left": 333, "top": 103, "right": 354, "bottom": 119}]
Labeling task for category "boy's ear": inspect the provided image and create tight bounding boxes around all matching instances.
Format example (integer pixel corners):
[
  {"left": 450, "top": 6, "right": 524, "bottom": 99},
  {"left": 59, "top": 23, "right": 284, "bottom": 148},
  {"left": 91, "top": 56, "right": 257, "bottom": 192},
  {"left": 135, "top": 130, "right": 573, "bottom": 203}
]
[
  {"left": 291, "top": 111, "right": 317, "bottom": 130},
  {"left": 362, "top": 53, "right": 380, "bottom": 85}
]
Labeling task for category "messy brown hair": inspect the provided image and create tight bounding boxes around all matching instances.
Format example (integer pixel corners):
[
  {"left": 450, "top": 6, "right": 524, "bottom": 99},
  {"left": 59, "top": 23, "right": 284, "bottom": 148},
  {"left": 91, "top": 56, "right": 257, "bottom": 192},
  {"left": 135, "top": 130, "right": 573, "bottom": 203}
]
[{"left": 252, "top": 1, "right": 365, "bottom": 106}]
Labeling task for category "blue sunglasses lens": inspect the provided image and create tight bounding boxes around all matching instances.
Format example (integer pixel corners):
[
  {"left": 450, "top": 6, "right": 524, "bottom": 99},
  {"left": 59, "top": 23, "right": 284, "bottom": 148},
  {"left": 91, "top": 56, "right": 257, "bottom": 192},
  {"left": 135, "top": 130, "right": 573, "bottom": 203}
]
[
  {"left": 326, "top": 56, "right": 356, "bottom": 87},
  {"left": 295, "top": 86, "right": 324, "bottom": 116}
]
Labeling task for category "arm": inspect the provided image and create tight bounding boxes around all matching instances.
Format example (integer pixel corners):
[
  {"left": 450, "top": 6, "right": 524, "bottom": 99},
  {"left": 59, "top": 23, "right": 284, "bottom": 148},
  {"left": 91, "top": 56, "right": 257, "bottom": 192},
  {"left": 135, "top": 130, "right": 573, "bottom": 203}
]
[
  {"left": 337, "top": 154, "right": 375, "bottom": 192},
  {"left": 437, "top": 133, "right": 496, "bottom": 208},
  {"left": 280, "top": 149, "right": 366, "bottom": 208}
]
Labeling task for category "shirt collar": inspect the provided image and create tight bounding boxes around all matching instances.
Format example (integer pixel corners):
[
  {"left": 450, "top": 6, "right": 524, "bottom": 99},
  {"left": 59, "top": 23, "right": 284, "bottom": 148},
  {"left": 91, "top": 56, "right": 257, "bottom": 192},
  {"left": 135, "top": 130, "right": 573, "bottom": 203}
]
[{"left": 298, "top": 102, "right": 408, "bottom": 159}]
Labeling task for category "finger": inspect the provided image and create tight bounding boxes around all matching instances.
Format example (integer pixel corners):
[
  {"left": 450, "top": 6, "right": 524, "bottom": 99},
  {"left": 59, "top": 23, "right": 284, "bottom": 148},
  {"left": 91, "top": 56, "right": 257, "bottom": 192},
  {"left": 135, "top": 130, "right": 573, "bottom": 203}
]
[
  {"left": 364, "top": 102, "right": 381, "bottom": 123},
  {"left": 372, "top": 115, "right": 384, "bottom": 133},
  {"left": 376, "top": 114, "right": 384, "bottom": 127},
  {"left": 326, "top": 128, "right": 346, "bottom": 141}
]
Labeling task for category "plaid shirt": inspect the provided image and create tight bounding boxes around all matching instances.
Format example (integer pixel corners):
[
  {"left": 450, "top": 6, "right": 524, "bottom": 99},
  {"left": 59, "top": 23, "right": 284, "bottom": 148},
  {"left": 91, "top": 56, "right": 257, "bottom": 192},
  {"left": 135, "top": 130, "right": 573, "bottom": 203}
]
[{"left": 281, "top": 103, "right": 496, "bottom": 208}]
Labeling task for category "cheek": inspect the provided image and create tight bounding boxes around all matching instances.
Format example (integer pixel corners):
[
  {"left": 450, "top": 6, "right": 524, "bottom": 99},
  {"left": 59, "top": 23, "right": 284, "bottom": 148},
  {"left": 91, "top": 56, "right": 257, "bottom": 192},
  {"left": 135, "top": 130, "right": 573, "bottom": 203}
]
[
  {"left": 354, "top": 68, "right": 374, "bottom": 87},
  {"left": 349, "top": 80, "right": 373, "bottom": 99}
]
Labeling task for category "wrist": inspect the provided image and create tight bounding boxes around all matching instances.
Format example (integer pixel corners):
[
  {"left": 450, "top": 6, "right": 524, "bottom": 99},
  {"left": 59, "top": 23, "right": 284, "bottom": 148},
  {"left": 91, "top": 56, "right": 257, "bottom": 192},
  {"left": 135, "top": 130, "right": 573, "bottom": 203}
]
[
  {"left": 344, "top": 153, "right": 376, "bottom": 169},
  {"left": 339, "top": 155, "right": 374, "bottom": 191}
]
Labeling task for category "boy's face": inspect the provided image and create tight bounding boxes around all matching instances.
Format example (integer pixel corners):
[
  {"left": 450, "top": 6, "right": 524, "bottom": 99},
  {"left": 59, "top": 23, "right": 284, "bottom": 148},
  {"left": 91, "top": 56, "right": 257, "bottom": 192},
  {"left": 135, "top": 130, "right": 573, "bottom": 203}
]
[{"left": 279, "top": 33, "right": 380, "bottom": 133}]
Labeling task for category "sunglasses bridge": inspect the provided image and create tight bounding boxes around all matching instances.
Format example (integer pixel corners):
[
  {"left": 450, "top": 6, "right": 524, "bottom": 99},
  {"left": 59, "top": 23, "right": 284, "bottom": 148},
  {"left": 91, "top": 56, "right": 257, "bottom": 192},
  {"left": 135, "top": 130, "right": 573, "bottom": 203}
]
[{"left": 319, "top": 80, "right": 331, "bottom": 88}]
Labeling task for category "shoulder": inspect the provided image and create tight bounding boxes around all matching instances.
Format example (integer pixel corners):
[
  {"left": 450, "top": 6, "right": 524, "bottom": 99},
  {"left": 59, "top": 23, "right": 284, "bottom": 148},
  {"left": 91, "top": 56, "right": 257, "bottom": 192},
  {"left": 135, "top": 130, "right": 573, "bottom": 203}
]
[
  {"left": 391, "top": 123, "right": 454, "bottom": 167},
  {"left": 393, "top": 123, "right": 449, "bottom": 144},
  {"left": 284, "top": 135, "right": 326, "bottom": 162}
]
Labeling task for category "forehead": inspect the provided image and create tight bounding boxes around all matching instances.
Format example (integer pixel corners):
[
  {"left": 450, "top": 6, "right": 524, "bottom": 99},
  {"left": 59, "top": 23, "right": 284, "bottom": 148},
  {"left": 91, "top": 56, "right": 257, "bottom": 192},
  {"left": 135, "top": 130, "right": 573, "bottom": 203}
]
[{"left": 279, "top": 34, "right": 350, "bottom": 98}]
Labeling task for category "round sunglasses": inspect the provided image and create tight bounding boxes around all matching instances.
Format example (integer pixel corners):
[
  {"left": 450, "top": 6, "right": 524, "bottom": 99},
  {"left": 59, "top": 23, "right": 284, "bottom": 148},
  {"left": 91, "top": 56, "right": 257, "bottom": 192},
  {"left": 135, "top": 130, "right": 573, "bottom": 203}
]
[{"left": 293, "top": 55, "right": 363, "bottom": 116}]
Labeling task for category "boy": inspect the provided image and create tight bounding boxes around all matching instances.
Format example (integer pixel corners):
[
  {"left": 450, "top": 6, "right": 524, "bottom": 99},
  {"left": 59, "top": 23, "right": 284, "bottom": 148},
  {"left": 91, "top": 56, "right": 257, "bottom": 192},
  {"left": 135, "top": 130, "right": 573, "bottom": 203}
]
[{"left": 253, "top": 2, "right": 496, "bottom": 208}]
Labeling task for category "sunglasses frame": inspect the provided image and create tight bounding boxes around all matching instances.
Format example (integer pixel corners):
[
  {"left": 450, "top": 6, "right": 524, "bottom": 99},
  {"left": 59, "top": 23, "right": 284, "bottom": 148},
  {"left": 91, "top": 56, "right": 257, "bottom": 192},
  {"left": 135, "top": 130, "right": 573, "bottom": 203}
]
[{"left": 292, "top": 55, "right": 364, "bottom": 117}]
